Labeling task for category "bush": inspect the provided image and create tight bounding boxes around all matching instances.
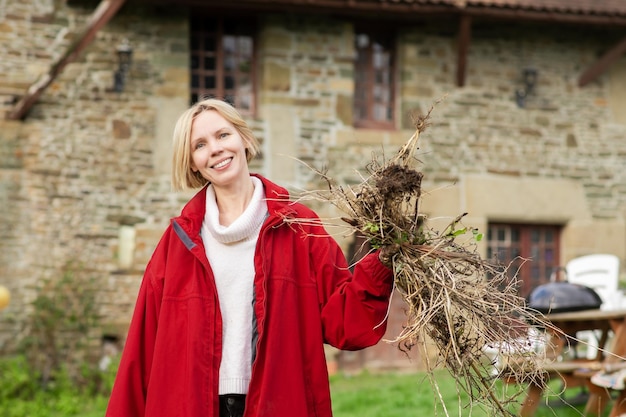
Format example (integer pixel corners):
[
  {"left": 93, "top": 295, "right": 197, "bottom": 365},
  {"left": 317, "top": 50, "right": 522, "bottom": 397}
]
[
  {"left": 0, "top": 261, "right": 116, "bottom": 416},
  {"left": 0, "top": 354, "right": 118, "bottom": 417},
  {"left": 17, "top": 263, "right": 101, "bottom": 388}
]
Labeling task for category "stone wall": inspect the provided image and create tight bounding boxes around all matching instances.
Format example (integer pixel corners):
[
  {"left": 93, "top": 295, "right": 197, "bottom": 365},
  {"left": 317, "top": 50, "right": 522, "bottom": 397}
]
[
  {"left": 1, "top": 1, "right": 625, "bottom": 370},
  {"left": 0, "top": 1, "right": 192, "bottom": 347}
]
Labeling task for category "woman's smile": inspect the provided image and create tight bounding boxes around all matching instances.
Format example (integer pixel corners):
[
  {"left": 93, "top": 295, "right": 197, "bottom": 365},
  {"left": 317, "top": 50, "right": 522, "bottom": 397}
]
[{"left": 212, "top": 157, "right": 233, "bottom": 169}]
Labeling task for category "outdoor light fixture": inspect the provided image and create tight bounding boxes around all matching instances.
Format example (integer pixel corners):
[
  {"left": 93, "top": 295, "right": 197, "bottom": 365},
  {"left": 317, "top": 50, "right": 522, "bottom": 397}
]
[
  {"left": 113, "top": 39, "right": 133, "bottom": 92},
  {"left": 515, "top": 67, "right": 538, "bottom": 108}
]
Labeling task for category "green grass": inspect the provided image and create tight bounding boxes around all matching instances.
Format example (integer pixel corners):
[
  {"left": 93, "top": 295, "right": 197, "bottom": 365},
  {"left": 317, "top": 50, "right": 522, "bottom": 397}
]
[
  {"left": 1, "top": 367, "right": 610, "bottom": 416},
  {"left": 330, "top": 370, "right": 605, "bottom": 417}
]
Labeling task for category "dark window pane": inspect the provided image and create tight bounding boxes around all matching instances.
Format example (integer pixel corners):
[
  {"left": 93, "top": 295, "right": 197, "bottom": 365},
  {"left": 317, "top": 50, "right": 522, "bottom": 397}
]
[
  {"left": 224, "top": 75, "right": 235, "bottom": 89},
  {"left": 191, "top": 55, "right": 199, "bottom": 69},
  {"left": 191, "top": 36, "right": 200, "bottom": 50},
  {"left": 191, "top": 74, "right": 199, "bottom": 88},
  {"left": 531, "top": 229, "right": 540, "bottom": 243},
  {"left": 223, "top": 19, "right": 246, "bottom": 34},
  {"left": 205, "top": 76, "right": 215, "bottom": 89},
  {"left": 204, "top": 56, "right": 216, "bottom": 69},
  {"left": 195, "top": 17, "right": 217, "bottom": 29},
  {"left": 203, "top": 36, "right": 215, "bottom": 52}
]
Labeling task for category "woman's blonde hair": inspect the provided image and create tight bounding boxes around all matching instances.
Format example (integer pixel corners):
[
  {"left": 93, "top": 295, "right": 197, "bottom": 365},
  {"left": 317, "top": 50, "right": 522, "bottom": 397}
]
[{"left": 171, "top": 98, "right": 261, "bottom": 191}]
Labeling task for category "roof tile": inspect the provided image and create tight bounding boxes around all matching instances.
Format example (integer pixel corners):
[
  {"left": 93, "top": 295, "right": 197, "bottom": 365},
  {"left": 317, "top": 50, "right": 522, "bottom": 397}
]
[{"left": 384, "top": 0, "right": 626, "bottom": 16}]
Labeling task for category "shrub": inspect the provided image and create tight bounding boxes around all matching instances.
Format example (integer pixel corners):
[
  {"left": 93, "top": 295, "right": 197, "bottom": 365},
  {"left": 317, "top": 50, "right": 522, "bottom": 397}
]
[
  {"left": 0, "top": 353, "right": 118, "bottom": 417},
  {"left": 0, "top": 261, "right": 116, "bottom": 413},
  {"left": 16, "top": 262, "right": 101, "bottom": 388}
]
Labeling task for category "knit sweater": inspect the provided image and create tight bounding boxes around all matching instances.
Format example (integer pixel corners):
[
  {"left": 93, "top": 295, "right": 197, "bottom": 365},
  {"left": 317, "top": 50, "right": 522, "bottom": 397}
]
[{"left": 200, "top": 176, "right": 268, "bottom": 394}]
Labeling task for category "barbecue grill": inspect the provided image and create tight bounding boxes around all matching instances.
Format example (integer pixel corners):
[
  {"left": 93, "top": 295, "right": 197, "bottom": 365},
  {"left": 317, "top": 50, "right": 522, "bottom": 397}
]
[{"left": 526, "top": 267, "right": 603, "bottom": 314}]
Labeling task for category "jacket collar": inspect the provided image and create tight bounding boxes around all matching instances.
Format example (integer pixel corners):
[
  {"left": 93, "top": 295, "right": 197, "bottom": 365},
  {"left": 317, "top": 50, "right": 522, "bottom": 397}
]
[{"left": 173, "top": 174, "right": 295, "bottom": 239}]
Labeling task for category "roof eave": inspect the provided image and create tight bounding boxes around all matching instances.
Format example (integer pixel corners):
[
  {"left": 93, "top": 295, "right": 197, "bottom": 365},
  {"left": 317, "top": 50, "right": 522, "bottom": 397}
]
[{"left": 138, "top": 0, "right": 626, "bottom": 27}]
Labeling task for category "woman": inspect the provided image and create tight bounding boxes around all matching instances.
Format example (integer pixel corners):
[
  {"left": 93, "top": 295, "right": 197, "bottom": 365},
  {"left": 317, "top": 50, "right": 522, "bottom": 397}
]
[{"left": 105, "top": 98, "right": 394, "bottom": 417}]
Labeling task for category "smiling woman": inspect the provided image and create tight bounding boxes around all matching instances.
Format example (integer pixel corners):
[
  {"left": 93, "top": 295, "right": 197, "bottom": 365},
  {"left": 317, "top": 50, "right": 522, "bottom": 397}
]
[
  {"left": 171, "top": 99, "right": 261, "bottom": 192},
  {"left": 105, "top": 98, "right": 396, "bottom": 417},
  {"left": 189, "top": 111, "right": 253, "bottom": 208}
]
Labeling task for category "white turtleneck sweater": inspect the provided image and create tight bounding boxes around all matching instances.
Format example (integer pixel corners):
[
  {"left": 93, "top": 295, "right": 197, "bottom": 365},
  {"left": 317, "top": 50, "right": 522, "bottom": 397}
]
[{"left": 200, "top": 176, "right": 268, "bottom": 395}]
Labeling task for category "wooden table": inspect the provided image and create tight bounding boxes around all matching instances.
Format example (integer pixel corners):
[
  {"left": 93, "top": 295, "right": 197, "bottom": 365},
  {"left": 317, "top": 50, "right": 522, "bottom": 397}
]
[{"left": 520, "top": 308, "right": 626, "bottom": 417}]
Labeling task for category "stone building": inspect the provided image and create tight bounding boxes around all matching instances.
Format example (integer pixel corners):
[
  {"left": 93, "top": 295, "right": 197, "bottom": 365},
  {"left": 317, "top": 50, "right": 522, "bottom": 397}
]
[{"left": 1, "top": 0, "right": 625, "bottom": 371}]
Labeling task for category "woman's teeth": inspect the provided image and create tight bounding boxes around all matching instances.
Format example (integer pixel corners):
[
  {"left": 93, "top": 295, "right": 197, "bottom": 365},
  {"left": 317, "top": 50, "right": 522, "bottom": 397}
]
[{"left": 213, "top": 158, "right": 231, "bottom": 169}]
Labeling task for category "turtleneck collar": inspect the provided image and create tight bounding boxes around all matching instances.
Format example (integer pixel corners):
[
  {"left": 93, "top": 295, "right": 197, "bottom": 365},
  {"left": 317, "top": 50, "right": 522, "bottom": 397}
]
[{"left": 203, "top": 176, "right": 268, "bottom": 244}]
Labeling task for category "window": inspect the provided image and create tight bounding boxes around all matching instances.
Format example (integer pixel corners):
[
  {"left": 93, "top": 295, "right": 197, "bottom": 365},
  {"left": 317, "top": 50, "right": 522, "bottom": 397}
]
[
  {"left": 487, "top": 223, "right": 561, "bottom": 298},
  {"left": 190, "top": 15, "right": 256, "bottom": 115},
  {"left": 353, "top": 28, "right": 396, "bottom": 129}
]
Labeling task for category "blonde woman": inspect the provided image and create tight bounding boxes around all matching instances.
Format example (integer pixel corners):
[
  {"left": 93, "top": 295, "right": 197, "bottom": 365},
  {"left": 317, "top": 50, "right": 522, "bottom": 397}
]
[{"left": 106, "top": 99, "right": 394, "bottom": 417}]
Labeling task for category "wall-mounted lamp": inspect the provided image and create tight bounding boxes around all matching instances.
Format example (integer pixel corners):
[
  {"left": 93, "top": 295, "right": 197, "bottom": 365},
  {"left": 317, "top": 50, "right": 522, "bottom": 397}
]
[
  {"left": 515, "top": 67, "right": 538, "bottom": 108},
  {"left": 113, "top": 39, "right": 133, "bottom": 93}
]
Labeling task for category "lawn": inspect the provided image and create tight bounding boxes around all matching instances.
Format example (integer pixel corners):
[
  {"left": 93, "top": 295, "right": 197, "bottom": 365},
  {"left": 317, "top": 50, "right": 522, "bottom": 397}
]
[
  {"left": 330, "top": 370, "right": 604, "bottom": 417},
  {"left": 2, "top": 368, "right": 608, "bottom": 417}
]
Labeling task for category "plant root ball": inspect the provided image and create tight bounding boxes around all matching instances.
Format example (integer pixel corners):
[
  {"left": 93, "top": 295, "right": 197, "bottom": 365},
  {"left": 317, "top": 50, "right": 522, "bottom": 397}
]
[{"left": 375, "top": 164, "right": 423, "bottom": 199}]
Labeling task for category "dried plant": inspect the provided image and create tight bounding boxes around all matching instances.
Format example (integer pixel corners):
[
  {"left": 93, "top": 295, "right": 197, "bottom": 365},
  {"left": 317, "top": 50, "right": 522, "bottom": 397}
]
[{"left": 298, "top": 104, "right": 561, "bottom": 415}]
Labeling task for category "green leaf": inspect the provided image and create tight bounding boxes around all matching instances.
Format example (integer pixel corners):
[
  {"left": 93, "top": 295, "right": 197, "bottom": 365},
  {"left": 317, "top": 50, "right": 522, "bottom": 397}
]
[{"left": 451, "top": 227, "right": 467, "bottom": 237}]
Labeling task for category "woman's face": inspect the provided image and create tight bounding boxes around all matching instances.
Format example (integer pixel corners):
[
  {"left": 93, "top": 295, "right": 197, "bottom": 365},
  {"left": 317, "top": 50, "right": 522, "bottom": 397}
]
[{"left": 189, "top": 110, "right": 250, "bottom": 190}]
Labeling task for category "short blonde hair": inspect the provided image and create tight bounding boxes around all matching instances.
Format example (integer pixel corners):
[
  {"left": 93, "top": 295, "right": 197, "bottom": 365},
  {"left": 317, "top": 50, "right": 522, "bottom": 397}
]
[{"left": 171, "top": 99, "right": 261, "bottom": 191}]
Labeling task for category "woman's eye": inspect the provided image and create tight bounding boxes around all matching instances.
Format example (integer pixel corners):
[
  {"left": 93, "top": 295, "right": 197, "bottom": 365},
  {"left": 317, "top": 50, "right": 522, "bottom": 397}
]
[
  {"left": 194, "top": 142, "right": 205, "bottom": 150},
  {"left": 219, "top": 132, "right": 229, "bottom": 139}
]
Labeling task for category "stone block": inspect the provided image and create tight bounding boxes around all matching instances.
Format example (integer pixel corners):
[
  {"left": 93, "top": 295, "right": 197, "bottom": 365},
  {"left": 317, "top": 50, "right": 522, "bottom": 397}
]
[{"left": 263, "top": 61, "right": 291, "bottom": 92}]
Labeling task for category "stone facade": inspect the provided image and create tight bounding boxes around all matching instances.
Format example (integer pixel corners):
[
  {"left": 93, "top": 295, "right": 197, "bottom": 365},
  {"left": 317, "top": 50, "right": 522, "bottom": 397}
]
[{"left": 1, "top": 1, "right": 625, "bottom": 371}]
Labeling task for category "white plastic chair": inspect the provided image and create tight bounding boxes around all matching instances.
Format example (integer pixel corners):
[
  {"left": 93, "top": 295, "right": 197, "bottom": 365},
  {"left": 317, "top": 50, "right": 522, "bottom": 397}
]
[
  {"left": 566, "top": 254, "right": 621, "bottom": 310},
  {"left": 566, "top": 254, "right": 621, "bottom": 359}
]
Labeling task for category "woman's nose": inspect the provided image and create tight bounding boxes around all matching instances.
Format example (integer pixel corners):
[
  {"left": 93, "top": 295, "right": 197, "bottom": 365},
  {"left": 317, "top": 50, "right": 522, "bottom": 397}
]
[{"left": 207, "top": 138, "right": 224, "bottom": 155}]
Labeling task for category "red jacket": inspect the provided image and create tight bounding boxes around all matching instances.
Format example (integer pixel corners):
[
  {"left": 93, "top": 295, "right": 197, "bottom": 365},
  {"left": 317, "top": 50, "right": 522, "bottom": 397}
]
[{"left": 106, "top": 175, "right": 393, "bottom": 417}]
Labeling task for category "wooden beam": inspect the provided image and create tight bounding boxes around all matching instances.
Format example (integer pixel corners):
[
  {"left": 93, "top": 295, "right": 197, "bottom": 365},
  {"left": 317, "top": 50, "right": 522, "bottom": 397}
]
[
  {"left": 578, "top": 36, "right": 626, "bottom": 87},
  {"left": 7, "top": 0, "right": 127, "bottom": 120},
  {"left": 456, "top": 14, "right": 472, "bottom": 87}
]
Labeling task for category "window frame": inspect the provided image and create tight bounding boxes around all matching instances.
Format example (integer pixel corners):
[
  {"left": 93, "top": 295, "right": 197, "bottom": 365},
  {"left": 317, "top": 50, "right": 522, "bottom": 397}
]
[
  {"left": 487, "top": 223, "right": 562, "bottom": 298},
  {"left": 190, "top": 13, "right": 258, "bottom": 116},
  {"left": 353, "top": 25, "right": 397, "bottom": 130}
]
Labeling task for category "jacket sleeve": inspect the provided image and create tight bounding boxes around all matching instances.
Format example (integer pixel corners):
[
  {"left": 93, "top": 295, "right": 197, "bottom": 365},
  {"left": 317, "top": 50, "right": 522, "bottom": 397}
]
[
  {"left": 313, "top": 226, "right": 394, "bottom": 351},
  {"left": 105, "top": 258, "right": 163, "bottom": 417}
]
